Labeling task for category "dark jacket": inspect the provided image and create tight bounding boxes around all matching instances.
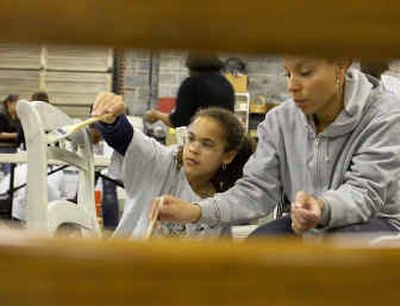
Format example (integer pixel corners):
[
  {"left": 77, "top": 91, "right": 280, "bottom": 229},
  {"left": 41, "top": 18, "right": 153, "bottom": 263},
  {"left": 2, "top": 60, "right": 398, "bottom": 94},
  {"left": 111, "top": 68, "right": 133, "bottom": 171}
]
[
  {"left": 0, "top": 113, "right": 24, "bottom": 146},
  {"left": 169, "top": 72, "right": 234, "bottom": 127}
]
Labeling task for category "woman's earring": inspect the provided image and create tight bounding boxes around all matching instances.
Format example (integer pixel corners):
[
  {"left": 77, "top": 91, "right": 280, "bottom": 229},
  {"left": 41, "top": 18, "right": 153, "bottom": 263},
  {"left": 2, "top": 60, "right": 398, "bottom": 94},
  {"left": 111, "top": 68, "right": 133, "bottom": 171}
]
[
  {"left": 222, "top": 164, "right": 227, "bottom": 171},
  {"left": 336, "top": 76, "right": 342, "bottom": 97}
]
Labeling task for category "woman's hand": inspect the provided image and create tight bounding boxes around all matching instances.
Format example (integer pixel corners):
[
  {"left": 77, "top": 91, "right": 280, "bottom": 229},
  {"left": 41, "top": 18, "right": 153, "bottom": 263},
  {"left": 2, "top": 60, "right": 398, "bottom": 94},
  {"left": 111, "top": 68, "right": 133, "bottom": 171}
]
[
  {"left": 145, "top": 109, "right": 173, "bottom": 127},
  {"left": 145, "top": 109, "right": 160, "bottom": 123},
  {"left": 290, "top": 191, "right": 322, "bottom": 234},
  {"left": 91, "top": 92, "right": 126, "bottom": 124},
  {"left": 148, "top": 195, "right": 201, "bottom": 224}
]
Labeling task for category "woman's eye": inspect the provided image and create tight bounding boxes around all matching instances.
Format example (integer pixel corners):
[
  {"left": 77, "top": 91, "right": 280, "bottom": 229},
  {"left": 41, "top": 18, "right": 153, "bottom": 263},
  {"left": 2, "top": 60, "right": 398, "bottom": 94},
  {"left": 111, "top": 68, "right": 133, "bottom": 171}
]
[{"left": 300, "top": 69, "right": 312, "bottom": 76}]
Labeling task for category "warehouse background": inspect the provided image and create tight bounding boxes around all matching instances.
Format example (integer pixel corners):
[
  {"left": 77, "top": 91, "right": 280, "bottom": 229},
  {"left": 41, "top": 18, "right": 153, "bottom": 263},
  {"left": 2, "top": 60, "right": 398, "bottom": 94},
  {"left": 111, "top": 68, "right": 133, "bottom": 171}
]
[{"left": 1, "top": 43, "right": 400, "bottom": 119}]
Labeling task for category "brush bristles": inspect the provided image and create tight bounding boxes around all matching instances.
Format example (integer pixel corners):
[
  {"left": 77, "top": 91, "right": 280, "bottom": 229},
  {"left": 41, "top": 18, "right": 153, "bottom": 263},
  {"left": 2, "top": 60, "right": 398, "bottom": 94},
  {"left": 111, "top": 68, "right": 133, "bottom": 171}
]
[{"left": 55, "top": 128, "right": 68, "bottom": 136}]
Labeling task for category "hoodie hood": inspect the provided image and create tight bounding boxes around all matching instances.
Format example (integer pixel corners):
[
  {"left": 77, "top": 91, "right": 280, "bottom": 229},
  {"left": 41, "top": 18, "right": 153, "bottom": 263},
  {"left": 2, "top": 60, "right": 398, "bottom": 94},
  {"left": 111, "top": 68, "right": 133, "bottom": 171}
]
[{"left": 321, "top": 69, "right": 376, "bottom": 137}]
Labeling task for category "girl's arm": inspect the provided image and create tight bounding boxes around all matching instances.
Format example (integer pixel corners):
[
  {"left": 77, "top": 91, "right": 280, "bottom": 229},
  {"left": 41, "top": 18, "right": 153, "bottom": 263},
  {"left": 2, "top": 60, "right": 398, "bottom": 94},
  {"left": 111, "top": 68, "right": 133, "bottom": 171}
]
[{"left": 93, "top": 115, "right": 133, "bottom": 156}]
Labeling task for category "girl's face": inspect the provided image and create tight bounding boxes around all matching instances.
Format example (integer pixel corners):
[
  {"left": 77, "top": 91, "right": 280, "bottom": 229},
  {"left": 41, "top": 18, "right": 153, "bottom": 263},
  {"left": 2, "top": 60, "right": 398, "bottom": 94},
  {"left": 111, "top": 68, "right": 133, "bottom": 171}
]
[
  {"left": 183, "top": 116, "right": 235, "bottom": 184},
  {"left": 283, "top": 57, "right": 345, "bottom": 120}
]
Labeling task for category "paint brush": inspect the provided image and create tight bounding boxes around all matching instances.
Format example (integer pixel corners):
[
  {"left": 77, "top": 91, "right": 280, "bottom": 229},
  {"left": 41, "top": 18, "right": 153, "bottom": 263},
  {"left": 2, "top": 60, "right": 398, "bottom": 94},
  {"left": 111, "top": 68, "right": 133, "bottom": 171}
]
[
  {"left": 145, "top": 196, "right": 164, "bottom": 239},
  {"left": 46, "top": 113, "right": 113, "bottom": 143}
]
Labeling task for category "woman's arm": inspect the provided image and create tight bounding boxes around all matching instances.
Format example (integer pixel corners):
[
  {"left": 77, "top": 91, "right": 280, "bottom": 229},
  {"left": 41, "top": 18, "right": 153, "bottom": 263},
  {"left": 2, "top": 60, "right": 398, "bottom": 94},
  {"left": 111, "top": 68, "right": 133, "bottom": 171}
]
[
  {"left": 0, "top": 132, "right": 17, "bottom": 140},
  {"left": 145, "top": 109, "right": 173, "bottom": 127},
  {"left": 156, "top": 116, "right": 282, "bottom": 227}
]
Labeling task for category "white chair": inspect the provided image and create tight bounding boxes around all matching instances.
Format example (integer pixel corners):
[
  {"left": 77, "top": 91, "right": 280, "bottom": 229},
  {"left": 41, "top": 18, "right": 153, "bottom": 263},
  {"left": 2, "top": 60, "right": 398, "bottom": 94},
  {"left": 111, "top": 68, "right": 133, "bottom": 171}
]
[{"left": 16, "top": 100, "right": 100, "bottom": 237}]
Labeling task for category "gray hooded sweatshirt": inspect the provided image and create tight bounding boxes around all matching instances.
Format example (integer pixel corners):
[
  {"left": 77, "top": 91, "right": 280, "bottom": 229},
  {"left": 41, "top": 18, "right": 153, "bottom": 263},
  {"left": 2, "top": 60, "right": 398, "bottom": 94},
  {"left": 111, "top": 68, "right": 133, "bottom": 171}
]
[{"left": 198, "top": 69, "right": 400, "bottom": 230}]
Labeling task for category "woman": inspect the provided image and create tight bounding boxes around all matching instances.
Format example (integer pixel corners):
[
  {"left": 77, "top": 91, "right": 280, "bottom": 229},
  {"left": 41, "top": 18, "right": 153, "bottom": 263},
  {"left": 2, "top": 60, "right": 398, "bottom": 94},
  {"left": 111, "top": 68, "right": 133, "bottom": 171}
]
[
  {"left": 151, "top": 57, "right": 400, "bottom": 236},
  {"left": 92, "top": 93, "right": 253, "bottom": 238}
]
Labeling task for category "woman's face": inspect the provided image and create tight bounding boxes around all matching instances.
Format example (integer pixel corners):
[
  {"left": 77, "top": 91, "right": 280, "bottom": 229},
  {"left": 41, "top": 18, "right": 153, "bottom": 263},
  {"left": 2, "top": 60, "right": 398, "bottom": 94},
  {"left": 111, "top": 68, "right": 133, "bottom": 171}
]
[
  {"left": 283, "top": 57, "right": 344, "bottom": 119},
  {"left": 183, "top": 116, "right": 234, "bottom": 183}
]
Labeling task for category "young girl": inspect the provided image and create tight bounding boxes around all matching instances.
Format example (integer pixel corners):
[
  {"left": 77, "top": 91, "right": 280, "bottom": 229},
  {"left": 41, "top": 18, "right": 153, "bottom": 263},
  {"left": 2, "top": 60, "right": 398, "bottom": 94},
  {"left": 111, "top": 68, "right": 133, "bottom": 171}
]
[
  {"left": 91, "top": 94, "right": 254, "bottom": 238},
  {"left": 152, "top": 57, "right": 400, "bottom": 236}
]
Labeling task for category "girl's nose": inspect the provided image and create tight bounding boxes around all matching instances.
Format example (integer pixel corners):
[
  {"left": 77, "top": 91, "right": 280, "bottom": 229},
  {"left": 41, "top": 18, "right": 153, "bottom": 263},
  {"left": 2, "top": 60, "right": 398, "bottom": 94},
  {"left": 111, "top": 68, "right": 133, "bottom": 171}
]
[{"left": 187, "top": 140, "right": 201, "bottom": 153}]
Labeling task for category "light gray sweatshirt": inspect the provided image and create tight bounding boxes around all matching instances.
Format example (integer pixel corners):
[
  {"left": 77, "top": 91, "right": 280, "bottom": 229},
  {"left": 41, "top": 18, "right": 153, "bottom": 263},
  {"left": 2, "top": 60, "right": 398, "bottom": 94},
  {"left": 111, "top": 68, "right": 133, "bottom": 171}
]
[
  {"left": 113, "top": 129, "right": 231, "bottom": 238},
  {"left": 198, "top": 69, "right": 400, "bottom": 230}
]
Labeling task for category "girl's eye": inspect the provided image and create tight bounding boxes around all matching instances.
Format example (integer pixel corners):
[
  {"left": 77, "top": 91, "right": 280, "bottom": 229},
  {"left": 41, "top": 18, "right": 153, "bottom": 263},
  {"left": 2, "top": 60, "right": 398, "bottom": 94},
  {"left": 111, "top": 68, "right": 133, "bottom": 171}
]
[{"left": 202, "top": 141, "right": 214, "bottom": 149}]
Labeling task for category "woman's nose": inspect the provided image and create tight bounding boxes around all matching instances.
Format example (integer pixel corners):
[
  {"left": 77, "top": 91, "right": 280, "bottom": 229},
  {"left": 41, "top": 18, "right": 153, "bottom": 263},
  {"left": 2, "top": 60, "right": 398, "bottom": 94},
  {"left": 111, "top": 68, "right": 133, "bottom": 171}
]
[{"left": 287, "top": 76, "right": 301, "bottom": 93}]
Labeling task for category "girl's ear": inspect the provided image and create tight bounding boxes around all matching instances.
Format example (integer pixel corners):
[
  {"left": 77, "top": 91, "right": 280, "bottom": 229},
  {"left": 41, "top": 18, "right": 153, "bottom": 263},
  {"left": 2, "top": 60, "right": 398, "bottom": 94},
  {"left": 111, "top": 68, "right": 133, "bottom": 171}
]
[{"left": 222, "top": 150, "right": 237, "bottom": 165}]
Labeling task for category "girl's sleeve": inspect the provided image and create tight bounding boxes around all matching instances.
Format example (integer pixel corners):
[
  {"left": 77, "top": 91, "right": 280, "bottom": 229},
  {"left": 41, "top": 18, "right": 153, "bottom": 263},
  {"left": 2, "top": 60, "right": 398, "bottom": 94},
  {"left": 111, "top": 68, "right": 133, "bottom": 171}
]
[{"left": 93, "top": 115, "right": 133, "bottom": 156}]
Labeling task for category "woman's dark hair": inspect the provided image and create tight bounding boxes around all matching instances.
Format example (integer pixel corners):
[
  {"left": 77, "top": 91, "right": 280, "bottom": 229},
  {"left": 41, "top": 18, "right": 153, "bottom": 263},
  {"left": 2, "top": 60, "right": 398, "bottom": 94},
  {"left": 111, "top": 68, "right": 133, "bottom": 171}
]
[
  {"left": 176, "top": 107, "right": 255, "bottom": 193},
  {"left": 223, "top": 57, "right": 247, "bottom": 74},
  {"left": 3, "top": 94, "right": 19, "bottom": 104},
  {"left": 2, "top": 94, "right": 19, "bottom": 115},
  {"left": 186, "top": 52, "right": 224, "bottom": 72}
]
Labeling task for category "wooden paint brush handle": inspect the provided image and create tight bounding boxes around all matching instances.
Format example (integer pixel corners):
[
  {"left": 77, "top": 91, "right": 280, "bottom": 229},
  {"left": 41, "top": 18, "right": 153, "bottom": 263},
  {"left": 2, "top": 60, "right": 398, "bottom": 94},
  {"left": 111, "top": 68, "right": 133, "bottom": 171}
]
[
  {"left": 74, "top": 113, "right": 114, "bottom": 130},
  {"left": 145, "top": 197, "right": 164, "bottom": 239},
  {"left": 46, "top": 113, "right": 116, "bottom": 143}
]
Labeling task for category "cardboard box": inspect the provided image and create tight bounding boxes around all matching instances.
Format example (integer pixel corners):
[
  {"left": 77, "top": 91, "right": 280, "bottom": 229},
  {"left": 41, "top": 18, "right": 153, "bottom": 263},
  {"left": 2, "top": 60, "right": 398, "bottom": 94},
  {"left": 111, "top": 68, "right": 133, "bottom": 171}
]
[
  {"left": 224, "top": 73, "right": 248, "bottom": 92},
  {"left": 165, "top": 128, "right": 176, "bottom": 146}
]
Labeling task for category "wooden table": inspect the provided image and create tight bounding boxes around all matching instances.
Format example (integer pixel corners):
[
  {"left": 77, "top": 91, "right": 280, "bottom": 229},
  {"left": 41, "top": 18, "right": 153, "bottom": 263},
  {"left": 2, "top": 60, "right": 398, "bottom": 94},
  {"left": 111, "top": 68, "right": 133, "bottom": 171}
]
[{"left": 0, "top": 234, "right": 399, "bottom": 306}]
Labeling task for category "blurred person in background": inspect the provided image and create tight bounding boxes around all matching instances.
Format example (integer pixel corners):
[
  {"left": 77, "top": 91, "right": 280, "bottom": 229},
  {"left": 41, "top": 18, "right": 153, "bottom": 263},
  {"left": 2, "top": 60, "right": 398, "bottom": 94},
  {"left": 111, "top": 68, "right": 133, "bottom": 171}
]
[
  {"left": 145, "top": 52, "right": 235, "bottom": 128},
  {"left": 31, "top": 91, "right": 50, "bottom": 103},
  {"left": 0, "top": 94, "right": 24, "bottom": 175}
]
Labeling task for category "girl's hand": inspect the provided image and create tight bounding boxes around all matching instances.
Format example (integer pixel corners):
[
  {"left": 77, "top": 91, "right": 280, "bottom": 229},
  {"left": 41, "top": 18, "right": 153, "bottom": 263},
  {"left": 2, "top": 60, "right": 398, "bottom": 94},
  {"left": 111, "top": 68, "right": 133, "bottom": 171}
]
[
  {"left": 91, "top": 92, "right": 126, "bottom": 124},
  {"left": 148, "top": 195, "right": 201, "bottom": 224}
]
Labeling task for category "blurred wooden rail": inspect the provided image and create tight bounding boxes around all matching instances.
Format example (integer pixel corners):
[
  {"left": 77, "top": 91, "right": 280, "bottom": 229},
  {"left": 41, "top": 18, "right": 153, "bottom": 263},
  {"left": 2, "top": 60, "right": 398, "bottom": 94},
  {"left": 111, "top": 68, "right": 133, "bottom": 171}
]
[
  {"left": 0, "top": 236, "right": 400, "bottom": 306},
  {"left": 0, "top": 0, "right": 400, "bottom": 58}
]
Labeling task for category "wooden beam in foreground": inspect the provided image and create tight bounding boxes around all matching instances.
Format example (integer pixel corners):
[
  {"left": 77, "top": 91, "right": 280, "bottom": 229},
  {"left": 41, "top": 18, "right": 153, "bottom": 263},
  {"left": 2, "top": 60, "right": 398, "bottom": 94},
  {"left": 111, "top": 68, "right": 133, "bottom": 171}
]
[
  {"left": 0, "top": 235, "right": 400, "bottom": 306},
  {"left": 0, "top": 0, "right": 400, "bottom": 58}
]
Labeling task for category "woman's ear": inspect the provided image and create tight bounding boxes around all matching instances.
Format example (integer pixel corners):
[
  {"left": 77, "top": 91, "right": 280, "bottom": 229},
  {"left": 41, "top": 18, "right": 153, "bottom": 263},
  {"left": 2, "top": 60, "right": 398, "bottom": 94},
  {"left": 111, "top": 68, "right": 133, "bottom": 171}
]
[
  {"left": 334, "top": 58, "right": 352, "bottom": 79},
  {"left": 222, "top": 150, "right": 237, "bottom": 166}
]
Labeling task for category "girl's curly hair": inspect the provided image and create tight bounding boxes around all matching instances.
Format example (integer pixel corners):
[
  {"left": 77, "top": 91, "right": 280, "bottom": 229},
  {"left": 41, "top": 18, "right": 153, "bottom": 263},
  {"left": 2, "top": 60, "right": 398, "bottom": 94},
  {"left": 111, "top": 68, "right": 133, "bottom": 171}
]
[{"left": 176, "top": 107, "right": 255, "bottom": 192}]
